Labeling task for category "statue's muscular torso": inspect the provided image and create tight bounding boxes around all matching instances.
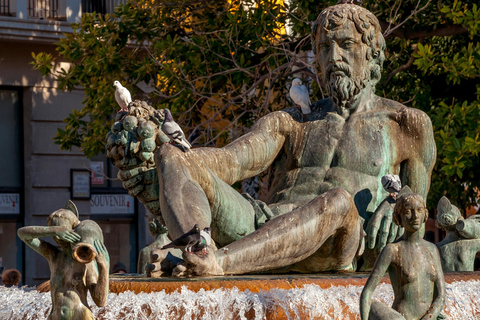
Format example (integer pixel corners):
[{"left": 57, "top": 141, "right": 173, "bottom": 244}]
[
  {"left": 265, "top": 96, "right": 435, "bottom": 219},
  {"left": 388, "top": 240, "right": 440, "bottom": 320}
]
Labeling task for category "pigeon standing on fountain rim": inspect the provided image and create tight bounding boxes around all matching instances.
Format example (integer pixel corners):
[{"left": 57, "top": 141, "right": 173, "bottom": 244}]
[
  {"left": 113, "top": 80, "right": 132, "bottom": 112},
  {"left": 161, "top": 109, "right": 192, "bottom": 151},
  {"left": 289, "top": 78, "right": 312, "bottom": 115}
]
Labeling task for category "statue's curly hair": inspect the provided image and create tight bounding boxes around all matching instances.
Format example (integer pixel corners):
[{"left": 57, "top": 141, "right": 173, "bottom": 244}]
[{"left": 312, "top": 4, "right": 386, "bottom": 87}]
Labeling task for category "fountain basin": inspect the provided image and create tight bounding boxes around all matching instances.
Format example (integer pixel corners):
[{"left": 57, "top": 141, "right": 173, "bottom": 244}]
[
  {"left": 23, "top": 272, "right": 480, "bottom": 319},
  {"left": 109, "top": 272, "right": 377, "bottom": 294}
]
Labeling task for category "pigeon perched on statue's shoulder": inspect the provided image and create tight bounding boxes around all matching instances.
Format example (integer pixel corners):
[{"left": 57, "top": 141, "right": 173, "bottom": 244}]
[
  {"left": 161, "top": 109, "right": 192, "bottom": 152},
  {"left": 381, "top": 174, "right": 402, "bottom": 198},
  {"left": 161, "top": 224, "right": 212, "bottom": 253},
  {"left": 289, "top": 78, "right": 312, "bottom": 115},
  {"left": 113, "top": 80, "right": 132, "bottom": 112}
]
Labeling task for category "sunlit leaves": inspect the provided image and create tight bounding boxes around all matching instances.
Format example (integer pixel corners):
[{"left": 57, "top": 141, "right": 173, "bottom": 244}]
[{"left": 31, "top": 52, "right": 54, "bottom": 76}]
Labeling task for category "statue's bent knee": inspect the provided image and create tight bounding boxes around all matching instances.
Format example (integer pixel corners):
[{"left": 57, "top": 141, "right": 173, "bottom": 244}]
[{"left": 321, "top": 187, "right": 357, "bottom": 218}]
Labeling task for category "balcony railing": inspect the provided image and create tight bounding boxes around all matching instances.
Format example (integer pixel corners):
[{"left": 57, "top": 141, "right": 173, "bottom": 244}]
[
  {"left": 0, "top": 0, "right": 125, "bottom": 23},
  {"left": 82, "top": 0, "right": 124, "bottom": 15},
  {"left": 28, "top": 0, "right": 59, "bottom": 20}
]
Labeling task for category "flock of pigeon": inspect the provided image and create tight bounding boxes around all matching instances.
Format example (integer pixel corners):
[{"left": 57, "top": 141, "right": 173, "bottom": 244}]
[{"left": 113, "top": 80, "right": 402, "bottom": 253}]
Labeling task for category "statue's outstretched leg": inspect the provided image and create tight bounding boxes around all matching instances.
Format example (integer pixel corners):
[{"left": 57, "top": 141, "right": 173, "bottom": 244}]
[{"left": 215, "top": 187, "right": 362, "bottom": 274}]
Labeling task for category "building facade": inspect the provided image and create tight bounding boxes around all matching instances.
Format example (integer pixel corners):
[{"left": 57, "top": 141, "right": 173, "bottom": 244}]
[{"left": 0, "top": 0, "right": 152, "bottom": 285}]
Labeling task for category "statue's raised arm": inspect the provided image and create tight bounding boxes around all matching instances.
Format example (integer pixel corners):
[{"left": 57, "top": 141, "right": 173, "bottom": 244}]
[{"left": 159, "top": 111, "right": 291, "bottom": 187}]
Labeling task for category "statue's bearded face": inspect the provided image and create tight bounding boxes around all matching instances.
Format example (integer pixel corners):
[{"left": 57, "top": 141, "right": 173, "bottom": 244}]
[{"left": 317, "top": 20, "right": 371, "bottom": 110}]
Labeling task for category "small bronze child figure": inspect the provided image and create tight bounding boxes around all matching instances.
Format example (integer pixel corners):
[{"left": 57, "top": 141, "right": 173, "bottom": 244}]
[
  {"left": 360, "top": 193, "right": 445, "bottom": 320},
  {"left": 18, "top": 201, "right": 109, "bottom": 320},
  {"left": 435, "top": 196, "right": 480, "bottom": 271}
]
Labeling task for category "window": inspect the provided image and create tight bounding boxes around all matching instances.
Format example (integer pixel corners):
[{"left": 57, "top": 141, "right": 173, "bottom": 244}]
[
  {"left": 0, "top": 0, "right": 11, "bottom": 16},
  {"left": 0, "top": 88, "right": 23, "bottom": 283},
  {"left": 82, "top": 0, "right": 125, "bottom": 15},
  {"left": 0, "top": 89, "right": 22, "bottom": 189},
  {"left": 28, "top": 0, "right": 59, "bottom": 20}
]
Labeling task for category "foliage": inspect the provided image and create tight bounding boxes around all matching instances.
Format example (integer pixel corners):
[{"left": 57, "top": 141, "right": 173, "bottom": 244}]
[
  {"left": 33, "top": 0, "right": 313, "bottom": 157},
  {"left": 32, "top": 0, "right": 480, "bottom": 211},
  {"left": 377, "top": 0, "right": 480, "bottom": 211}
]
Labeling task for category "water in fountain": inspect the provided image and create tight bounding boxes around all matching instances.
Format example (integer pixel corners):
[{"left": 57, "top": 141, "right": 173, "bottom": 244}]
[{"left": 1, "top": 281, "right": 479, "bottom": 319}]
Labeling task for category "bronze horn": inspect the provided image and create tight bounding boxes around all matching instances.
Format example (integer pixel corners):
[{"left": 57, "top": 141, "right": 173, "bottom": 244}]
[
  {"left": 72, "top": 220, "right": 104, "bottom": 264},
  {"left": 72, "top": 242, "right": 97, "bottom": 264}
]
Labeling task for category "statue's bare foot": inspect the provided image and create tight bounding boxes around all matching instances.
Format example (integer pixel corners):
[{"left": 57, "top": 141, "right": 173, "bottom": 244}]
[{"left": 172, "top": 246, "right": 224, "bottom": 277}]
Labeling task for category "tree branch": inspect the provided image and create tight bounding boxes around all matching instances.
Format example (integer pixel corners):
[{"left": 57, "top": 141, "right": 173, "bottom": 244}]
[
  {"left": 380, "top": 21, "right": 468, "bottom": 40},
  {"left": 384, "top": 37, "right": 423, "bottom": 86},
  {"left": 383, "top": 0, "right": 432, "bottom": 38}
]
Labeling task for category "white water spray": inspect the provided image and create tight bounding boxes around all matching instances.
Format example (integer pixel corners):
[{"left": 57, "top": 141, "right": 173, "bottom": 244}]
[{"left": 1, "top": 281, "right": 479, "bottom": 319}]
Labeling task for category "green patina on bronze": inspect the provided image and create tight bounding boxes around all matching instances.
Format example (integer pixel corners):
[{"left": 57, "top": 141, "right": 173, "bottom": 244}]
[
  {"left": 106, "top": 3, "right": 436, "bottom": 277},
  {"left": 107, "top": 101, "right": 168, "bottom": 221},
  {"left": 17, "top": 201, "right": 109, "bottom": 320},
  {"left": 435, "top": 196, "right": 480, "bottom": 272},
  {"left": 137, "top": 214, "right": 182, "bottom": 276},
  {"left": 360, "top": 193, "right": 445, "bottom": 320}
]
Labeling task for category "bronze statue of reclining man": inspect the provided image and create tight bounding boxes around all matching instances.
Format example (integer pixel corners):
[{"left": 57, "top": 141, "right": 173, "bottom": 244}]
[{"left": 112, "top": 3, "right": 436, "bottom": 276}]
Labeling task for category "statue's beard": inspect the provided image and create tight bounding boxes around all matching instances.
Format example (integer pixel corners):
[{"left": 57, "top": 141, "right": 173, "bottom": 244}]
[{"left": 324, "top": 63, "right": 370, "bottom": 112}]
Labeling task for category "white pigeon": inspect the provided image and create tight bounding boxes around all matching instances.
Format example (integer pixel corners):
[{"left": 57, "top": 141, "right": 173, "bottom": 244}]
[
  {"left": 381, "top": 174, "right": 402, "bottom": 196},
  {"left": 161, "top": 109, "right": 192, "bottom": 151},
  {"left": 113, "top": 80, "right": 132, "bottom": 112},
  {"left": 289, "top": 78, "right": 312, "bottom": 115}
]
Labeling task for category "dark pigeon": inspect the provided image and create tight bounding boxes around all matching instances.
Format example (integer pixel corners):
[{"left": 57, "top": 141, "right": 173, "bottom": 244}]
[
  {"left": 161, "top": 109, "right": 192, "bottom": 151},
  {"left": 161, "top": 224, "right": 212, "bottom": 253}
]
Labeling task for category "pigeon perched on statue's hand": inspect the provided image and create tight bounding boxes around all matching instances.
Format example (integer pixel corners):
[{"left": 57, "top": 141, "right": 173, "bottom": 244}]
[
  {"left": 289, "top": 78, "right": 312, "bottom": 115},
  {"left": 113, "top": 80, "right": 132, "bottom": 112},
  {"left": 161, "top": 109, "right": 192, "bottom": 151},
  {"left": 161, "top": 224, "right": 212, "bottom": 253},
  {"left": 381, "top": 174, "right": 402, "bottom": 198}
]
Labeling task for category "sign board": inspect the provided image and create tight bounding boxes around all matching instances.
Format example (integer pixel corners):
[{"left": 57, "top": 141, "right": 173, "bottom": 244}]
[
  {"left": 71, "top": 169, "right": 91, "bottom": 200},
  {"left": 0, "top": 193, "right": 20, "bottom": 214},
  {"left": 90, "top": 194, "right": 135, "bottom": 214},
  {"left": 90, "top": 161, "right": 105, "bottom": 185}
]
